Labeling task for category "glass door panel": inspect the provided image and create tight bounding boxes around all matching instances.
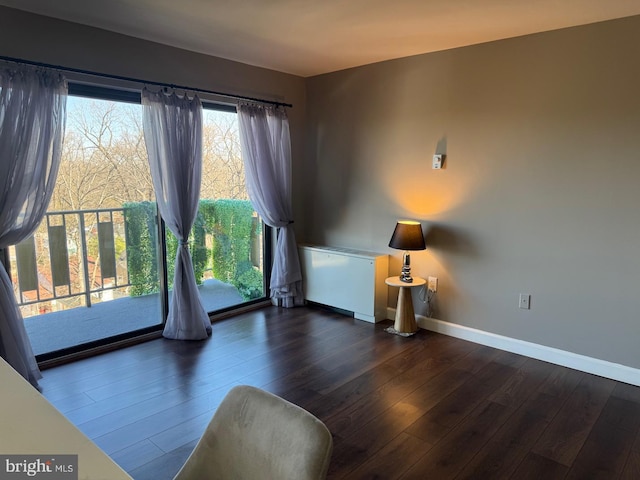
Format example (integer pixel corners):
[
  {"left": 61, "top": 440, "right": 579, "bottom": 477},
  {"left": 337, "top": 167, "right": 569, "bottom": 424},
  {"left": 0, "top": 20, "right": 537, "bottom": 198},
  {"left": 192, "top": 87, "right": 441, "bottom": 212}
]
[
  {"left": 10, "top": 94, "right": 163, "bottom": 357},
  {"left": 164, "top": 107, "right": 266, "bottom": 315}
]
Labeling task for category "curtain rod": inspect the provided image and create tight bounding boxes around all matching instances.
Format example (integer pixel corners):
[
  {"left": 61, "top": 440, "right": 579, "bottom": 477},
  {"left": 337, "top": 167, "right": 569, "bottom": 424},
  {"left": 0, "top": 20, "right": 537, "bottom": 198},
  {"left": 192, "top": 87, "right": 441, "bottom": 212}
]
[{"left": 0, "top": 54, "right": 293, "bottom": 108}]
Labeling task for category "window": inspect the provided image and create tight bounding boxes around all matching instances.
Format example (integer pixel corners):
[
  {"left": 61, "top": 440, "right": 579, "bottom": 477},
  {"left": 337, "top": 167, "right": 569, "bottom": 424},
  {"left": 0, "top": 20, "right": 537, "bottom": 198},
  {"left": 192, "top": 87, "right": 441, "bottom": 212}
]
[{"left": 8, "top": 84, "right": 269, "bottom": 360}]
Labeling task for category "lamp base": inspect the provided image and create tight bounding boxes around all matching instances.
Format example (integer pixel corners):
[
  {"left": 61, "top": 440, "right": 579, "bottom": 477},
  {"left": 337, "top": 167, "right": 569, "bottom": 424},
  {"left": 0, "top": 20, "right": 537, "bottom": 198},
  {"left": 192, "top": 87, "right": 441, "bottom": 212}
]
[{"left": 400, "top": 251, "right": 413, "bottom": 282}]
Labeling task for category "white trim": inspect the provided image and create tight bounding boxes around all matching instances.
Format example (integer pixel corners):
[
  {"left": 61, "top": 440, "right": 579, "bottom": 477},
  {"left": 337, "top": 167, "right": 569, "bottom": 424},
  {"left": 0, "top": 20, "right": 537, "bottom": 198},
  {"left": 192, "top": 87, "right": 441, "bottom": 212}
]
[{"left": 387, "top": 308, "right": 640, "bottom": 386}]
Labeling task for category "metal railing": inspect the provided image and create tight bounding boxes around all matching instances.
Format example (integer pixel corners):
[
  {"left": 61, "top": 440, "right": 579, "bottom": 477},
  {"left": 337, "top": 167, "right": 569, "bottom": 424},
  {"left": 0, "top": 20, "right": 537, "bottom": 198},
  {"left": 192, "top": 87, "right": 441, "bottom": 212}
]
[
  {"left": 11, "top": 207, "right": 131, "bottom": 312},
  {"left": 9, "top": 201, "right": 265, "bottom": 318}
]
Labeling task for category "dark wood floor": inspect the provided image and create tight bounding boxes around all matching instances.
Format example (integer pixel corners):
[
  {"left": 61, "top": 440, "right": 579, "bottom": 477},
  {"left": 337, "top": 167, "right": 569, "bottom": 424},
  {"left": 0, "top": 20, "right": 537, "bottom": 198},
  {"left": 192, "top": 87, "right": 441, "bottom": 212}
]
[{"left": 39, "top": 306, "right": 640, "bottom": 479}]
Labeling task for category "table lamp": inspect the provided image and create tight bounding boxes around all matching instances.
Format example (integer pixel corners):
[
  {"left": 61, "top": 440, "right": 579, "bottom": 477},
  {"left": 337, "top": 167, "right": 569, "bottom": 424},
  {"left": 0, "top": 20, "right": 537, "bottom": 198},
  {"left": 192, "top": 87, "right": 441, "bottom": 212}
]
[{"left": 388, "top": 220, "right": 425, "bottom": 283}]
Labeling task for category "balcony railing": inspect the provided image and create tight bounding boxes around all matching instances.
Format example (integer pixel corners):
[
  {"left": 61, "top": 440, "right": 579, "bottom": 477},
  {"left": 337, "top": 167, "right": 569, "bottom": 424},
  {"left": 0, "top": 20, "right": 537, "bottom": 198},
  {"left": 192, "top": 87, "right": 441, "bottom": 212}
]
[
  {"left": 9, "top": 200, "right": 264, "bottom": 319},
  {"left": 11, "top": 207, "right": 131, "bottom": 315}
]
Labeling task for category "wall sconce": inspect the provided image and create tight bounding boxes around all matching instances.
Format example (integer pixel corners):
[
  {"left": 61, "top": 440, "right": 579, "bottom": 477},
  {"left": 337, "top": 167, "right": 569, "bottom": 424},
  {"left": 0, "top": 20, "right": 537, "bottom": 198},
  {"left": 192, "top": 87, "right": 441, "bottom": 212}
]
[{"left": 388, "top": 220, "right": 425, "bottom": 283}]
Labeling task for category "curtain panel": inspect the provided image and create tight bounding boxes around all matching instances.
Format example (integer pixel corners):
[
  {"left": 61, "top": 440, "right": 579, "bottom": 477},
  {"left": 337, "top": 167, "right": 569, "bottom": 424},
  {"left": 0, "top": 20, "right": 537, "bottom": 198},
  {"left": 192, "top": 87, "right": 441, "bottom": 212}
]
[
  {"left": 237, "top": 103, "right": 303, "bottom": 307},
  {"left": 142, "top": 88, "right": 211, "bottom": 340},
  {"left": 0, "top": 65, "right": 67, "bottom": 387}
]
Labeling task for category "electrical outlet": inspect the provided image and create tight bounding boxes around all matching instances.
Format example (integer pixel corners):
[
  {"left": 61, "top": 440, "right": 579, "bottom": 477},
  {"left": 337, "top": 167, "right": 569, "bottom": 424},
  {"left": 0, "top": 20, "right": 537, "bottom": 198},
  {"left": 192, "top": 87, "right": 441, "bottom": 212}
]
[
  {"left": 432, "top": 154, "right": 443, "bottom": 169},
  {"left": 428, "top": 276, "right": 438, "bottom": 292},
  {"left": 519, "top": 294, "right": 531, "bottom": 310}
]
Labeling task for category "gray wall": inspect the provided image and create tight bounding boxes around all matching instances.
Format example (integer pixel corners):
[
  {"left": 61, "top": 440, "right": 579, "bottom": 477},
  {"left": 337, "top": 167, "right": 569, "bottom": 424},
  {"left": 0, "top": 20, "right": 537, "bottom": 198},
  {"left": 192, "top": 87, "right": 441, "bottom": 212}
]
[
  {"left": 2, "top": 6, "right": 640, "bottom": 370},
  {"left": 0, "top": 6, "right": 308, "bottom": 234},
  {"left": 304, "top": 16, "right": 640, "bottom": 369}
]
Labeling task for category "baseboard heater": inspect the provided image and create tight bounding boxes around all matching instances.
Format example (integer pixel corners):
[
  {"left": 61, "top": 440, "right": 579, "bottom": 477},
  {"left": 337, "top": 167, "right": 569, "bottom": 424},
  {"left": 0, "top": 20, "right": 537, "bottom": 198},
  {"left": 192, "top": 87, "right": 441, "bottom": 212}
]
[{"left": 298, "top": 245, "right": 389, "bottom": 323}]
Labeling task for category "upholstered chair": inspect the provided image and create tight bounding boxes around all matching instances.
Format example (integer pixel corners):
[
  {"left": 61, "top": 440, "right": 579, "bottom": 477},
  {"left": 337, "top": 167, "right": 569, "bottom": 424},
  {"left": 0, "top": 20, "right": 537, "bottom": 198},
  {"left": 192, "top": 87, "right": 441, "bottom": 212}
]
[{"left": 173, "top": 385, "right": 333, "bottom": 480}]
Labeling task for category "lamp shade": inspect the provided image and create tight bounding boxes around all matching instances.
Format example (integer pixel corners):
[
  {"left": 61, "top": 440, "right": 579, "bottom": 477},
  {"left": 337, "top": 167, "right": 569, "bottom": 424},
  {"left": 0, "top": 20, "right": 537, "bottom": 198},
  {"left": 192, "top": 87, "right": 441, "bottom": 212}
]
[{"left": 388, "top": 221, "right": 426, "bottom": 251}]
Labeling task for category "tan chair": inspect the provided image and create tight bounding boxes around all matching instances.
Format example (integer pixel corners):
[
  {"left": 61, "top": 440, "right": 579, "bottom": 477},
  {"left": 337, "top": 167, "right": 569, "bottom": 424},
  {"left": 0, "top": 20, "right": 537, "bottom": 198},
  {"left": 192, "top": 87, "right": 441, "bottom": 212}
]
[{"left": 173, "top": 385, "right": 333, "bottom": 480}]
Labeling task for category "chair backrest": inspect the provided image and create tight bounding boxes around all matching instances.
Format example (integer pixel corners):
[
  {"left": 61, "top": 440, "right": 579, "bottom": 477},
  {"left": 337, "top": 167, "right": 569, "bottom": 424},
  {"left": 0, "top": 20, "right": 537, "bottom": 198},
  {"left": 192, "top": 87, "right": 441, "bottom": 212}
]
[{"left": 173, "top": 385, "right": 333, "bottom": 480}]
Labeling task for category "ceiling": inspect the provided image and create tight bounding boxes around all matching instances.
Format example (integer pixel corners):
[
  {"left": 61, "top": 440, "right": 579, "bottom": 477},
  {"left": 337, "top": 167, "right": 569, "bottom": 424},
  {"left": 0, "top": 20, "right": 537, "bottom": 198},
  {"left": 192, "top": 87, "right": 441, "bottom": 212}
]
[{"left": 1, "top": 0, "right": 640, "bottom": 77}]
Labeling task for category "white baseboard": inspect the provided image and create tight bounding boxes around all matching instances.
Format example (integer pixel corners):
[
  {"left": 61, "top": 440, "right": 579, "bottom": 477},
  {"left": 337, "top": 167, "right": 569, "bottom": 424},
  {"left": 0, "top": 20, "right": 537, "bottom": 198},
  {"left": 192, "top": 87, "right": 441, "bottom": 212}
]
[{"left": 387, "top": 308, "right": 640, "bottom": 386}]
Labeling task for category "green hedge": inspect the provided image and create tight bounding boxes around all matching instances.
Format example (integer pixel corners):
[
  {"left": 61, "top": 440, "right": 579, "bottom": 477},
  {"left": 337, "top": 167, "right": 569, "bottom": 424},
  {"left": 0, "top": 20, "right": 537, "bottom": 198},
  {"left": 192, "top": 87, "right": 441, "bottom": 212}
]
[
  {"left": 124, "top": 200, "right": 263, "bottom": 301},
  {"left": 123, "top": 201, "right": 159, "bottom": 297}
]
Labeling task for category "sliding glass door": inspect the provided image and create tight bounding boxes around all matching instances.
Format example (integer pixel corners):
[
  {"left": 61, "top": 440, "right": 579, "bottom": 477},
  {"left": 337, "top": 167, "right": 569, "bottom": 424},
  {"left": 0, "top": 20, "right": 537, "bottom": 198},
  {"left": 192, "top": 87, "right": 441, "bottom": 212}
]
[
  {"left": 7, "top": 86, "right": 268, "bottom": 360},
  {"left": 8, "top": 93, "right": 163, "bottom": 358},
  {"left": 173, "top": 106, "right": 266, "bottom": 314}
]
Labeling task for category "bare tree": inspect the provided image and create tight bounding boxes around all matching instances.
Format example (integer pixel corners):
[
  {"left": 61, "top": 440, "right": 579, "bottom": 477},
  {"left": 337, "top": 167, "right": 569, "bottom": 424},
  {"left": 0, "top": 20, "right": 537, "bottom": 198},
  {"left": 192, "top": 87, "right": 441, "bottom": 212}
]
[
  {"left": 52, "top": 100, "right": 247, "bottom": 211},
  {"left": 201, "top": 112, "right": 247, "bottom": 200},
  {"left": 52, "top": 130, "right": 117, "bottom": 211},
  {"left": 63, "top": 100, "right": 154, "bottom": 208}
]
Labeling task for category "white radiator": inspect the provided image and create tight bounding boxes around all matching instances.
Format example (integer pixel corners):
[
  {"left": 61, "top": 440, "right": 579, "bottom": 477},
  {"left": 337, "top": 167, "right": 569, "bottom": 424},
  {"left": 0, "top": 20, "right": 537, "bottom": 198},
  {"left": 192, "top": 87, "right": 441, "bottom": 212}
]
[{"left": 299, "top": 245, "right": 389, "bottom": 323}]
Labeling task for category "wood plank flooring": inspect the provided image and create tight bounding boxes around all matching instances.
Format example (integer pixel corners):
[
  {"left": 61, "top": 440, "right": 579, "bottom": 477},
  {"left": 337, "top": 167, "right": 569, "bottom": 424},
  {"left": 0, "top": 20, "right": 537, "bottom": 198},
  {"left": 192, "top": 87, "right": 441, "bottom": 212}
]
[{"left": 38, "top": 306, "right": 640, "bottom": 479}]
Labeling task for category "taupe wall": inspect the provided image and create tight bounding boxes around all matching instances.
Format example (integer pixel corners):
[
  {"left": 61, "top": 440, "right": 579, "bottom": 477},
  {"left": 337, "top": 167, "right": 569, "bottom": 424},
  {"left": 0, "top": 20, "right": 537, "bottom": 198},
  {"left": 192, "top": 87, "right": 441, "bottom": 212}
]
[
  {"left": 0, "top": 6, "right": 308, "bottom": 234},
  {"left": 2, "top": 6, "right": 640, "bottom": 370},
  {"left": 305, "top": 16, "right": 640, "bottom": 368}
]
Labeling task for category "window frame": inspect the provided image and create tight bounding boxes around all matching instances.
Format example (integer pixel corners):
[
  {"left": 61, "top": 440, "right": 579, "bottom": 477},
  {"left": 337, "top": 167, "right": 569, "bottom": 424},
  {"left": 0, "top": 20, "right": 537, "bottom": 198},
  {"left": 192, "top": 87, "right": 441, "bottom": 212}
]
[{"left": 30, "top": 82, "right": 272, "bottom": 364}]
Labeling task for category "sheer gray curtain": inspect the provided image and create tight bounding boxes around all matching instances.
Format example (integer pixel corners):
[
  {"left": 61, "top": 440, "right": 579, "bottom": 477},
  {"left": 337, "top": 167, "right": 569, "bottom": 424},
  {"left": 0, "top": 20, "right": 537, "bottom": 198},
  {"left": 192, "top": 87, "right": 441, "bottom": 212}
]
[
  {"left": 0, "top": 65, "right": 67, "bottom": 386},
  {"left": 237, "top": 103, "right": 303, "bottom": 307},
  {"left": 142, "top": 88, "right": 211, "bottom": 340}
]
